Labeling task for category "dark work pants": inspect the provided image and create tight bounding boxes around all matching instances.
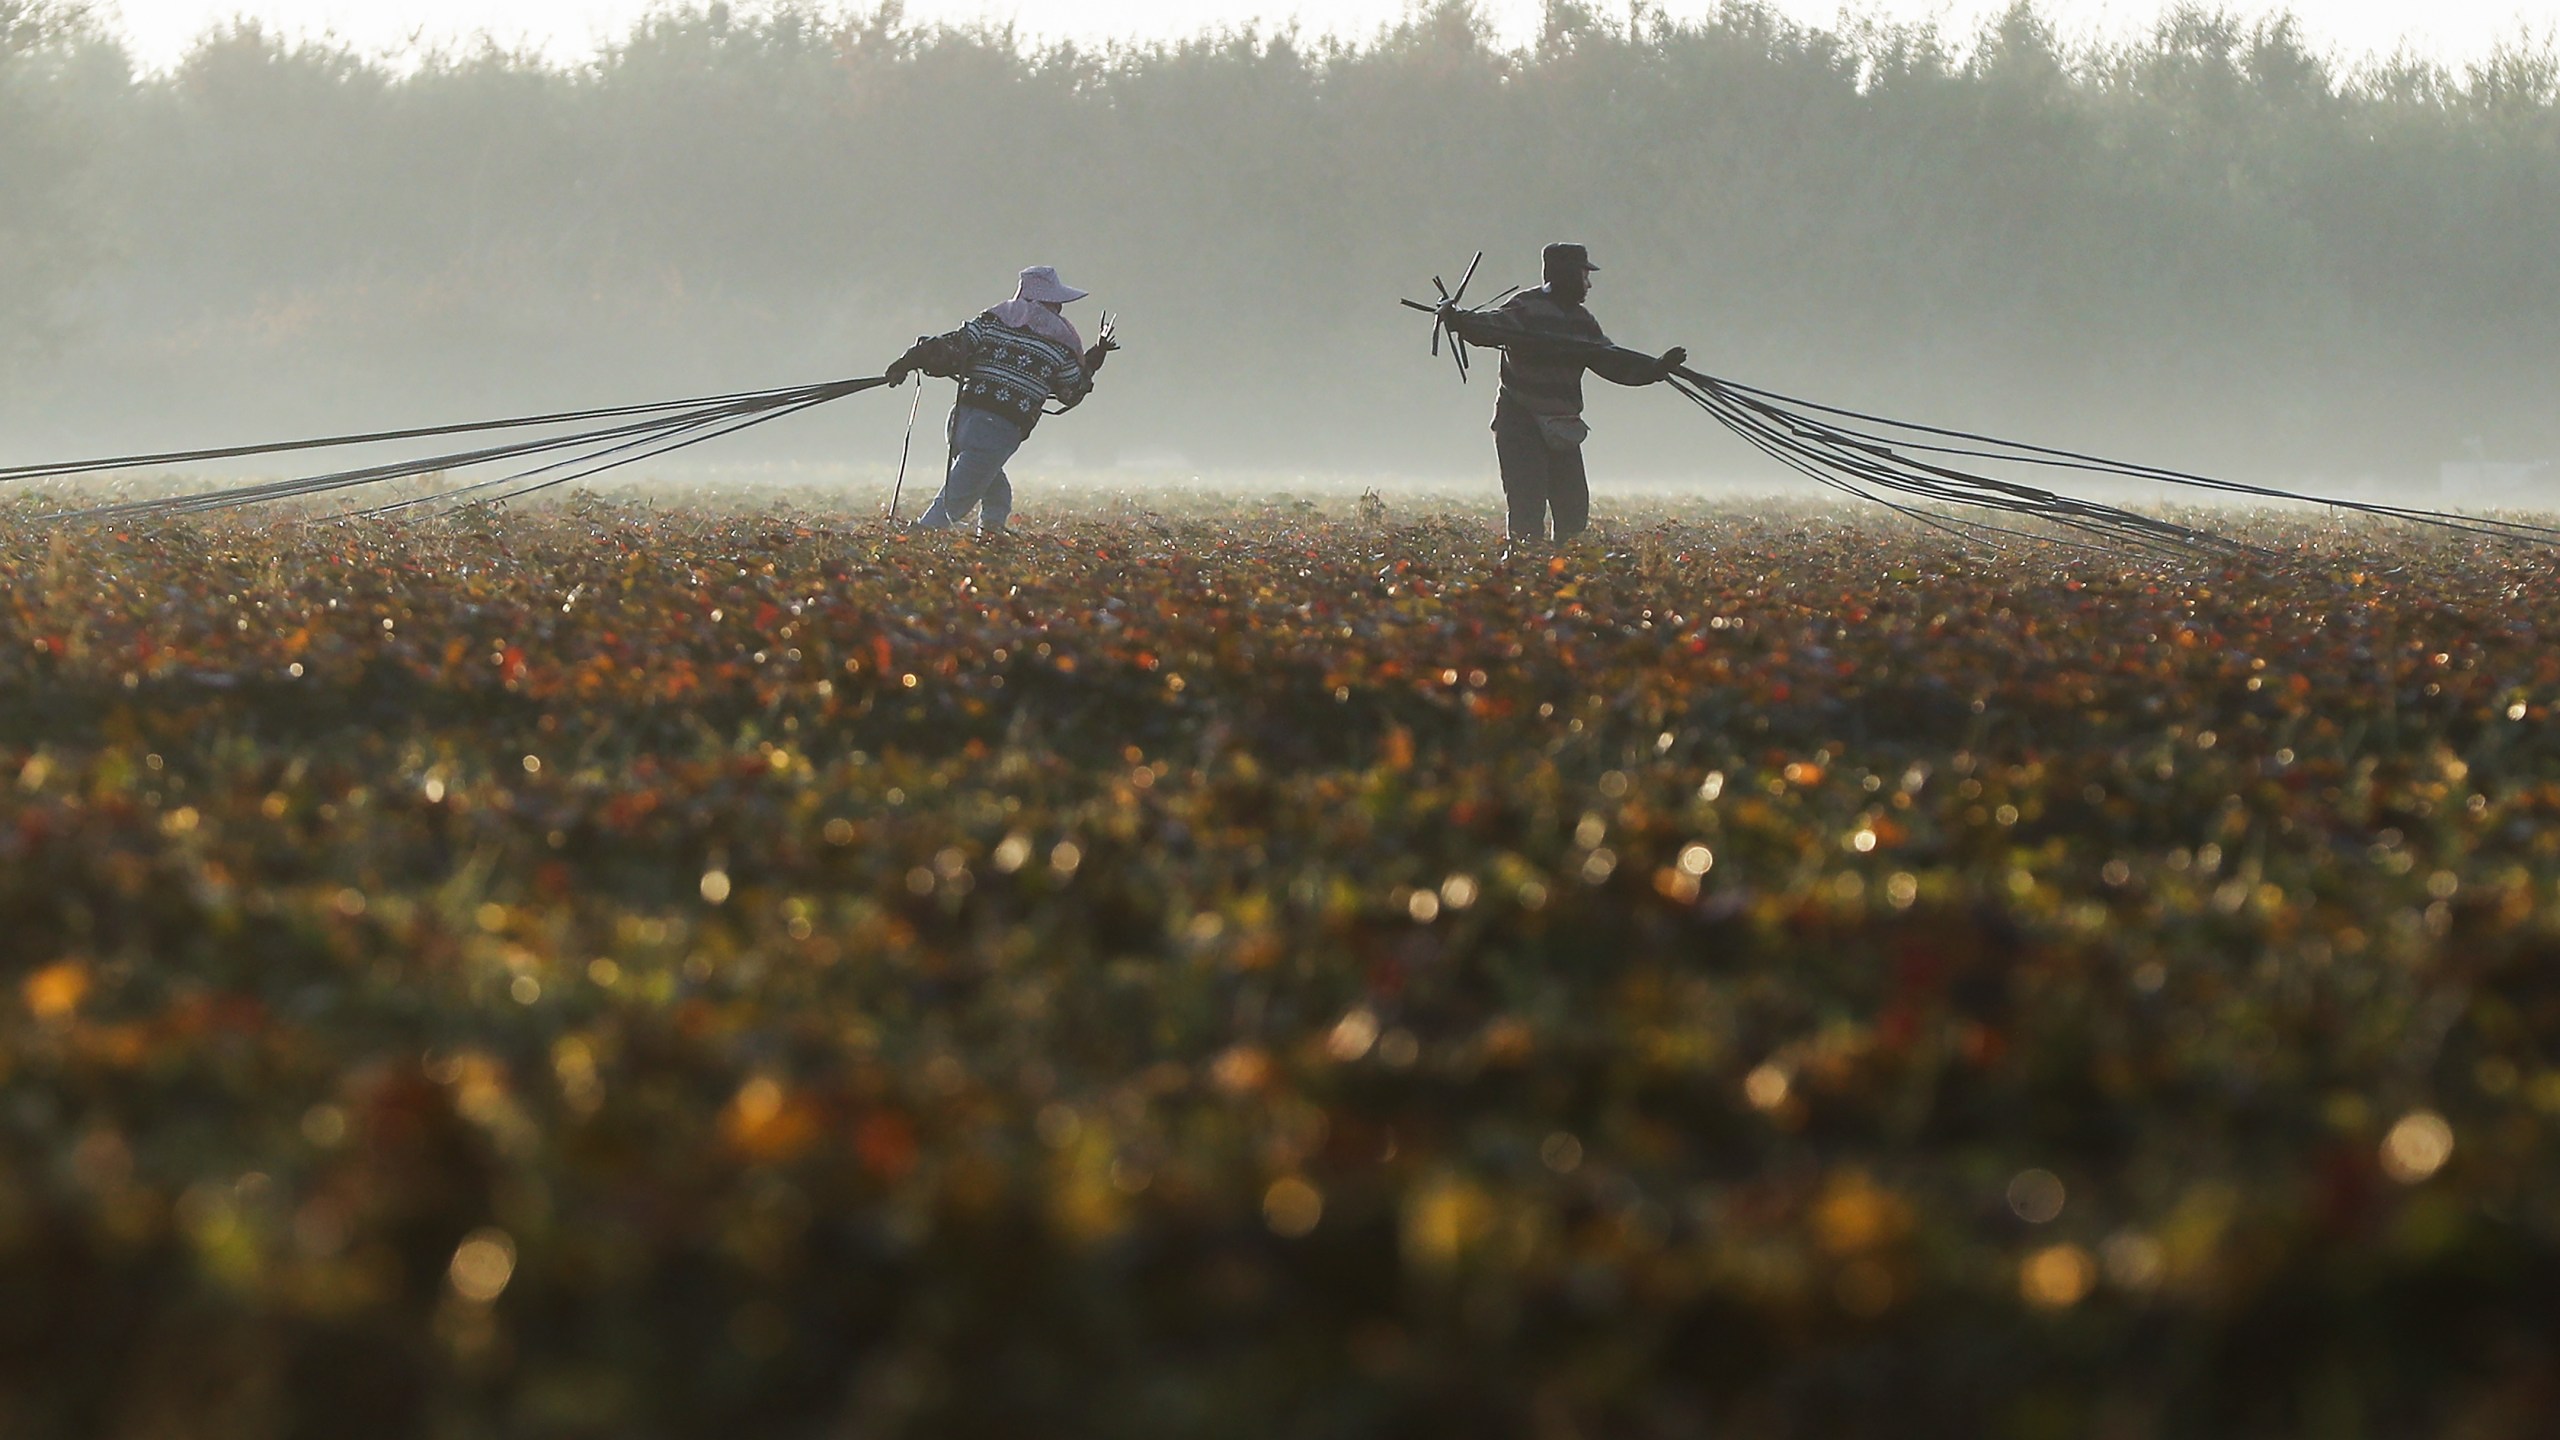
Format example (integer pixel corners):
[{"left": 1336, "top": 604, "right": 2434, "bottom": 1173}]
[{"left": 1493, "top": 401, "right": 1590, "bottom": 541}]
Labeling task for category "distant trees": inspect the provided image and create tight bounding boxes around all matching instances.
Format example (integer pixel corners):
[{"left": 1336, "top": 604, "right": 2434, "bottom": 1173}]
[
  {"left": 6, "top": 1, "right": 2559, "bottom": 475},
  {"left": 0, "top": 1, "right": 97, "bottom": 370}
]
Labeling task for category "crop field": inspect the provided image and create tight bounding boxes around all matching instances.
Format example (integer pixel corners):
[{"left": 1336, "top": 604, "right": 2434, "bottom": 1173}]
[{"left": 3, "top": 493, "right": 2559, "bottom": 1438}]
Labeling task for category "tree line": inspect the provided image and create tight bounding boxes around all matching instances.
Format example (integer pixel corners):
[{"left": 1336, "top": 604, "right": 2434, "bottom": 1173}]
[{"left": 3, "top": 0, "right": 2557, "bottom": 479}]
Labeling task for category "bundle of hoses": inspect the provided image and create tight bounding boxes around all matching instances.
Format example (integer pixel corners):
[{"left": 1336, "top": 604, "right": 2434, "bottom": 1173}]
[
  {"left": 1669, "top": 368, "right": 2560, "bottom": 559},
  {"left": 1414, "top": 286, "right": 2560, "bottom": 561},
  {"left": 0, "top": 374, "right": 894, "bottom": 525}
]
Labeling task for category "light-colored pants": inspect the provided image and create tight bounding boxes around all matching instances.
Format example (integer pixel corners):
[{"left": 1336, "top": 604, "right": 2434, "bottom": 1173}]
[{"left": 913, "top": 406, "right": 1026, "bottom": 532}]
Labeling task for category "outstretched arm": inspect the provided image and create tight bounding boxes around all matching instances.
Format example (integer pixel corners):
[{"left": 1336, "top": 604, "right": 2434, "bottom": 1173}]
[
  {"left": 1442, "top": 303, "right": 1683, "bottom": 383},
  {"left": 1589, "top": 343, "right": 1687, "bottom": 387},
  {"left": 1439, "top": 306, "right": 1510, "bottom": 350},
  {"left": 1053, "top": 317, "right": 1120, "bottom": 413},
  {"left": 885, "top": 327, "right": 973, "bottom": 385},
  {"left": 1447, "top": 306, "right": 1685, "bottom": 384}
]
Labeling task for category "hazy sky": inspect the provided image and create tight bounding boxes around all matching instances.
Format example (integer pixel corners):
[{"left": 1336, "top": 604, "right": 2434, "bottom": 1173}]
[{"left": 95, "top": 0, "right": 2560, "bottom": 71}]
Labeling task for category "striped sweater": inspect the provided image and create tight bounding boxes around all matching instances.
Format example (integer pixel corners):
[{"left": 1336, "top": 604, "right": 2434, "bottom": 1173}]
[
  {"left": 907, "top": 312, "right": 1093, "bottom": 432},
  {"left": 1447, "top": 287, "right": 1665, "bottom": 420}
]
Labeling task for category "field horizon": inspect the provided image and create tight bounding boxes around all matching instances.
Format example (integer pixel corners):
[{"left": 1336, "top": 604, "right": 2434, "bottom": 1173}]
[{"left": 15, "top": 461, "right": 2558, "bottom": 520}]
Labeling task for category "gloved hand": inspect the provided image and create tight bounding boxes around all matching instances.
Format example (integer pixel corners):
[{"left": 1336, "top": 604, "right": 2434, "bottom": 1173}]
[
  {"left": 1658, "top": 345, "right": 1688, "bottom": 373},
  {"left": 888, "top": 333, "right": 951, "bottom": 385}
]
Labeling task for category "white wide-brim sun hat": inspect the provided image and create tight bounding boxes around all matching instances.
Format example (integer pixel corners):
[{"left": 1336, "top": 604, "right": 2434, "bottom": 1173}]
[{"left": 1015, "top": 266, "right": 1089, "bottom": 305}]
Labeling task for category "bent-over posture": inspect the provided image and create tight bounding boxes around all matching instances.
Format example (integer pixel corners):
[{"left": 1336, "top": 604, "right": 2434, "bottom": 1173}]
[
  {"left": 1442, "top": 243, "right": 1684, "bottom": 543},
  {"left": 888, "top": 266, "right": 1115, "bottom": 534}
]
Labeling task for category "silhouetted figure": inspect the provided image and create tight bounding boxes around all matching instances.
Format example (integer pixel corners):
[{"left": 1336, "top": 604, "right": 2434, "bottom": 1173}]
[
  {"left": 1442, "top": 244, "right": 1684, "bottom": 543},
  {"left": 888, "top": 266, "right": 1116, "bottom": 534}
]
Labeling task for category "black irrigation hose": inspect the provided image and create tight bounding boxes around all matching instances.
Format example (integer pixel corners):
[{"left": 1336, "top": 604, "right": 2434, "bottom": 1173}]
[
  {"left": 1685, "top": 375, "right": 2258, "bottom": 561},
  {"left": 0, "top": 377, "right": 868, "bottom": 484},
  {"left": 27, "top": 376, "right": 892, "bottom": 524},
  {"left": 1696, "top": 371, "right": 2560, "bottom": 545},
  {"left": 476, "top": 396, "right": 848, "bottom": 509},
  {"left": 1690, "top": 386, "right": 2048, "bottom": 555},
  {"left": 1677, "top": 374, "right": 2206, "bottom": 561},
  {"left": 1677, "top": 374, "right": 2188, "bottom": 556},
  {"left": 353, "top": 385, "right": 853, "bottom": 517},
  {"left": 362, "top": 389, "right": 849, "bottom": 518},
  {"left": 56, "top": 405, "right": 725, "bottom": 524}
]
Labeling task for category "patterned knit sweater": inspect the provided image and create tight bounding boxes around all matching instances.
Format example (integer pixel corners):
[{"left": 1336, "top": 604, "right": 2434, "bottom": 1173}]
[
  {"left": 905, "top": 311, "right": 1094, "bottom": 432},
  {"left": 1446, "top": 287, "right": 1666, "bottom": 419}
]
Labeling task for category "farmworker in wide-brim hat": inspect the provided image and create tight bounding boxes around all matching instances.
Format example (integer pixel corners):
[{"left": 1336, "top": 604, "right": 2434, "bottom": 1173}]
[
  {"left": 1440, "top": 243, "right": 1685, "bottom": 545},
  {"left": 887, "top": 265, "right": 1118, "bottom": 535}
]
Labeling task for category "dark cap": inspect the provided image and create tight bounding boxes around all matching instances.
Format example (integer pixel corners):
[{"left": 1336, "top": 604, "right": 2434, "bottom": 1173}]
[{"left": 1542, "top": 242, "right": 1599, "bottom": 279}]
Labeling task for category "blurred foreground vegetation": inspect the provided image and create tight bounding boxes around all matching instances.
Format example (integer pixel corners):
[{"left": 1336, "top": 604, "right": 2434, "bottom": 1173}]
[{"left": 2, "top": 494, "right": 2558, "bottom": 1436}]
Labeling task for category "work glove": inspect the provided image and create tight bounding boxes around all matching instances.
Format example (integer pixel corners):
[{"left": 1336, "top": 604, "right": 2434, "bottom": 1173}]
[
  {"left": 885, "top": 338, "right": 929, "bottom": 385},
  {"left": 887, "top": 333, "right": 954, "bottom": 385}
]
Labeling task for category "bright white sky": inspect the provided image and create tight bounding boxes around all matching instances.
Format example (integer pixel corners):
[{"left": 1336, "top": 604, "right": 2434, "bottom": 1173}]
[{"left": 93, "top": 0, "right": 2560, "bottom": 73}]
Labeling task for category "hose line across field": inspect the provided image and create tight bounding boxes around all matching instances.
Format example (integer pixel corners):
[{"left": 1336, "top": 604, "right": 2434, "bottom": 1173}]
[
  {"left": 5, "top": 376, "right": 895, "bottom": 524},
  {"left": 1673, "top": 366, "right": 2560, "bottom": 555}
]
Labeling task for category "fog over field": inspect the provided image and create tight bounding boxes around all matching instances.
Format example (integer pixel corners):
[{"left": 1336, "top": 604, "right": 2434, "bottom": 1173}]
[
  {"left": 15, "top": 10, "right": 2560, "bottom": 1435},
  {"left": 4, "top": 0, "right": 2559, "bottom": 500}
]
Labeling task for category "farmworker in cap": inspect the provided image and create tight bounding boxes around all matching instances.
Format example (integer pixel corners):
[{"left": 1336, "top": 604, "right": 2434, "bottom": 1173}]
[
  {"left": 1440, "top": 243, "right": 1685, "bottom": 544},
  {"left": 887, "top": 265, "right": 1117, "bottom": 534}
]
